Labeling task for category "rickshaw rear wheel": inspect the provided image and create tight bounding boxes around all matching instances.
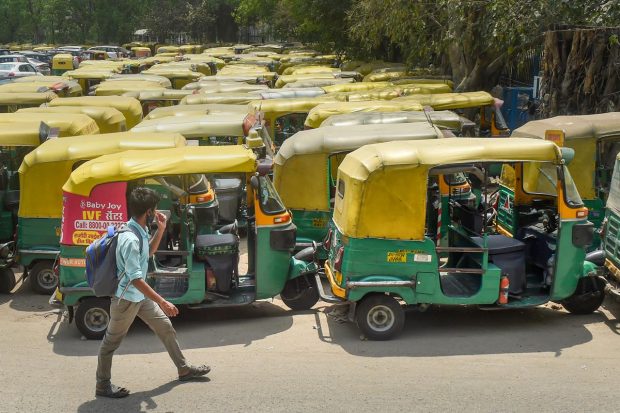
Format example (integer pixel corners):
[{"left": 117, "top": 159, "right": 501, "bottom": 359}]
[
  {"left": 75, "top": 297, "right": 111, "bottom": 340},
  {"left": 561, "top": 277, "right": 606, "bottom": 315},
  {"left": 0, "top": 267, "right": 16, "bottom": 293},
  {"left": 29, "top": 261, "right": 58, "bottom": 295},
  {"left": 280, "top": 275, "right": 320, "bottom": 311},
  {"left": 356, "top": 294, "right": 405, "bottom": 341}
]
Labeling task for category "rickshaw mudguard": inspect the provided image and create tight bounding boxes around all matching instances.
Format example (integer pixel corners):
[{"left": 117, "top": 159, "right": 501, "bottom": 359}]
[{"left": 287, "top": 257, "right": 319, "bottom": 280}]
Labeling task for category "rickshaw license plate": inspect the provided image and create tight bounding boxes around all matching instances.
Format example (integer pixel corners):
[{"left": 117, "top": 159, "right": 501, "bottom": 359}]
[{"left": 387, "top": 252, "right": 407, "bottom": 263}]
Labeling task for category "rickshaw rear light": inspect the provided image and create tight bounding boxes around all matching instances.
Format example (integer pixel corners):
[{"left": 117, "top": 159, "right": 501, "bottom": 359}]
[
  {"left": 196, "top": 191, "right": 214, "bottom": 203},
  {"left": 274, "top": 213, "right": 291, "bottom": 224},
  {"left": 323, "top": 228, "right": 333, "bottom": 251},
  {"left": 576, "top": 208, "right": 588, "bottom": 218},
  {"left": 334, "top": 246, "right": 344, "bottom": 272}
]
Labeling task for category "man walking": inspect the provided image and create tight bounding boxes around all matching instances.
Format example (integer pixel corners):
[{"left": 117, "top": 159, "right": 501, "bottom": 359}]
[{"left": 96, "top": 187, "right": 210, "bottom": 398}]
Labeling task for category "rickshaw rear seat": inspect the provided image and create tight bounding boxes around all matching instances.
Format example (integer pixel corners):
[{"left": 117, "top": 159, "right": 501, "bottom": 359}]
[{"left": 471, "top": 235, "right": 526, "bottom": 295}]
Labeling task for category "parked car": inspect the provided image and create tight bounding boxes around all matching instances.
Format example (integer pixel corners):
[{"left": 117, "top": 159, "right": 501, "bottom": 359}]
[
  {"left": 0, "top": 49, "right": 10, "bottom": 56},
  {"left": 0, "top": 62, "right": 43, "bottom": 79},
  {"left": 26, "top": 59, "right": 50, "bottom": 75},
  {"left": 20, "top": 51, "right": 52, "bottom": 65},
  {"left": 0, "top": 54, "right": 28, "bottom": 63}
]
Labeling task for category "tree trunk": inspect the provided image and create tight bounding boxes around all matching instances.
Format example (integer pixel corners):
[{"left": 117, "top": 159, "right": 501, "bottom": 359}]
[{"left": 540, "top": 27, "right": 620, "bottom": 117}]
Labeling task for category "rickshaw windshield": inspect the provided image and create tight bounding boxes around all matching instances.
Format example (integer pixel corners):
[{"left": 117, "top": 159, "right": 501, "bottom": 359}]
[
  {"left": 444, "top": 172, "right": 468, "bottom": 186},
  {"left": 522, "top": 162, "right": 583, "bottom": 207},
  {"left": 607, "top": 159, "right": 620, "bottom": 213},
  {"left": 258, "top": 176, "right": 285, "bottom": 214}
]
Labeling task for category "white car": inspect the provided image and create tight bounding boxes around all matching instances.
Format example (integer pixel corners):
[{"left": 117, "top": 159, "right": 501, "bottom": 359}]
[
  {"left": 26, "top": 58, "right": 51, "bottom": 75},
  {"left": 0, "top": 54, "right": 28, "bottom": 63},
  {"left": 0, "top": 62, "right": 43, "bottom": 80}
]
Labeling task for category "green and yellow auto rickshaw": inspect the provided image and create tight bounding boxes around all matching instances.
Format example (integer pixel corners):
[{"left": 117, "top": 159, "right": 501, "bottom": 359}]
[
  {"left": 0, "top": 92, "right": 57, "bottom": 113},
  {"left": 108, "top": 73, "right": 172, "bottom": 88},
  {"left": 601, "top": 152, "right": 620, "bottom": 298},
  {"left": 144, "top": 103, "right": 249, "bottom": 121},
  {"left": 273, "top": 122, "right": 470, "bottom": 248},
  {"left": 396, "top": 91, "right": 510, "bottom": 136},
  {"left": 0, "top": 112, "right": 100, "bottom": 136},
  {"left": 14, "top": 132, "right": 187, "bottom": 294},
  {"left": 54, "top": 145, "right": 320, "bottom": 339},
  {"left": 304, "top": 100, "right": 425, "bottom": 129},
  {"left": 48, "top": 96, "right": 143, "bottom": 128},
  {"left": 63, "top": 68, "right": 117, "bottom": 92},
  {"left": 142, "top": 67, "right": 202, "bottom": 89},
  {"left": 17, "top": 106, "right": 127, "bottom": 133},
  {"left": 131, "top": 47, "right": 151, "bottom": 58},
  {"left": 93, "top": 80, "right": 166, "bottom": 96},
  {"left": 320, "top": 138, "right": 602, "bottom": 340},
  {"left": 320, "top": 110, "right": 474, "bottom": 136},
  {"left": 511, "top": 113, "right": 620, "bottom": 240},
  {"left": 52, "top": 53, "right": 74, "bottom": 75},
  {"left": 124, "top": 90, "right": 194, "bottom": 115}
]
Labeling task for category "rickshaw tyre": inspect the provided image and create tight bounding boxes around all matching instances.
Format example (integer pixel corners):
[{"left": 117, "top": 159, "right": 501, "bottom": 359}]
[
  {"left": 280, "top": 275, "right": 320, "bottom": 311},
  {"left": 0, "top": 268, "right": 15, "bottom": 293},
  {"left": 75, "top": 298, "right": 111, "bottom": 340},
  {"left": 356, "top": 294, "right": 405, "bottom": 341},
  {"left": 561, "top": 277, "right": 606, "bottom": 315},
  {"left": 29, "top": 261, "right": 58, "bottom": 295}
]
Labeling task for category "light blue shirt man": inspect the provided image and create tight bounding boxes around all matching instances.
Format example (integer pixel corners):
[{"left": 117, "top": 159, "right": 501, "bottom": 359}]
[{"left": 115, "top": 218, "right": 150, "bottom": 302}]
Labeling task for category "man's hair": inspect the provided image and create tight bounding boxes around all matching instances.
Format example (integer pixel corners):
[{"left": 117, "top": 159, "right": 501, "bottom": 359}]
[{"left": 128, "top": 187, "right": 160, "bottom": 218}]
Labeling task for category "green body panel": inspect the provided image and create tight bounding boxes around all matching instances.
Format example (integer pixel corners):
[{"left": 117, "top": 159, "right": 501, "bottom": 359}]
[
  {"left": 291, "top": 209, "right": 330, "bottom": 244},
  {"left": 0, "top": 211, "right": 12, "bottom": 242},
  {"left": 604, "top": 209, "right": 620, "bottom": 270},
  {"left": 17, "top": 217, "right": 61, "bottom": 266},
  {"left": 496, "top": 187, "right": 517, "bottom": 234},
  {"left": 58, "top": 244, "right": 88, "bottom": 306},
  {"left": 256, "top": 223, "right": 295, "bottom": 299},
  {"left": 550, "top": 219, "right": 587, "bottom": 300},
  {"left": 584, "top": 198, "right": 604, "bottom": 250}
]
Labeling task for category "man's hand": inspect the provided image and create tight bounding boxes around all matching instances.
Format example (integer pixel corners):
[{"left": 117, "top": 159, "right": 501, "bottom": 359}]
[
  {"left": 159, "top": 299, "right": 179, "bottom": 317},
  {"left": 156, "top": 211, "right": 167, "bottom": 232}
]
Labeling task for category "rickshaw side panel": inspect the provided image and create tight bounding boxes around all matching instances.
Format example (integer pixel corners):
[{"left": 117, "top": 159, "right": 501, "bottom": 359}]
[
  {"left": 290, "top": 209, "right": 330, "bottom": 244},
  {"left": 255, "top": 223, "right": 296, "bottom": 300},
  {"left": 550, "top": 219, "right": 588, "bottom": 301}
]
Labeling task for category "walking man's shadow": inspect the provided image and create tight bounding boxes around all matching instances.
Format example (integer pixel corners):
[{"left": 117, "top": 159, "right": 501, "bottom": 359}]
[{"left": 77, "top": 377, "right": 210, "bottom": 413}]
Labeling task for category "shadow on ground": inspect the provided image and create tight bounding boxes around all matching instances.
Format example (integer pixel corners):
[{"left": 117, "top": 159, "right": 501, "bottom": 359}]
[
  {"left": 49, "top": 300, "right": 294, "bottom": 357},
  {"left": 314, "top": 301, "right": 607, "bottom": 358}
]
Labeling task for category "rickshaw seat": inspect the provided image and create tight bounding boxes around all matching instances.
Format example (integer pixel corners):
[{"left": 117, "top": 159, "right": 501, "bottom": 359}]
[{"left": 471, "top": 235, "right": 526, "bottom": 295}]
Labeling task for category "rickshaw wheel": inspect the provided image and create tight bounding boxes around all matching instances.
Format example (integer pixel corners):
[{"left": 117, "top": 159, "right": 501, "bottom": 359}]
[
  {"left": 356, "top": 294, "right": 405, "bottom": 341},
  {"left": 0, "top": 267, "right": 16, "bottom": 293},
  {"left": 561, "top": 277, "right": 606, "bottom": 315},
  {"left": 29, "top": 261, "right": 58, "bottom": 295},
  {"left": 75, "top": 298, "right": 111, "bottom": 340},
  {"left": 280, "top": 275, "right": 320, "bottom": 311}
]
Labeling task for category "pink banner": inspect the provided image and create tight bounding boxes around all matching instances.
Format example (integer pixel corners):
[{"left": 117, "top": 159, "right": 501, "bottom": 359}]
[{"left": 61, "top": 182, "right": 128, "bottom": 246}]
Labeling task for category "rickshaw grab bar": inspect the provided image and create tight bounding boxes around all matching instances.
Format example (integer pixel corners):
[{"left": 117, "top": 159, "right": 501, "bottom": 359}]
[
  {"left": 435, "top": 247, "right": 487, "bottom": 253},
  {"left": 347, "top": 280, "right": 416, "bottom": 289}
]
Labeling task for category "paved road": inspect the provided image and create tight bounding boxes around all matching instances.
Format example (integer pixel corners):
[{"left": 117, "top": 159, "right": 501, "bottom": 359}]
[{"left": 1, "top": 279, "right": 620, "bottom": 413}]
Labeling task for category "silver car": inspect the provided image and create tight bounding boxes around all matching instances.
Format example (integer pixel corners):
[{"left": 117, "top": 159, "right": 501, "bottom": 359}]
[{"left": 0, "top": 62, "right": 43, "bottom": 80}]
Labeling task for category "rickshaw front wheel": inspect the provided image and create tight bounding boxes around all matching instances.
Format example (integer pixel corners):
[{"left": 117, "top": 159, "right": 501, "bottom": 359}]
[
  {"left": 0, "top": 267, "right": 15, "bottom": 293},
  {"left": 29, "top": 261, "right": 58, "bottom": 295},
  {"left": 280, "top": 275, "right": 320, "bottom": 311},
  {"left": 561, "top": 277, "right": 606, "bottom": 315},
  {"left": 356, "top": 294, "right": 405, "bottom": 341},
  {"left": 75, "top": 297, "right": 111, "bottom": 340}
]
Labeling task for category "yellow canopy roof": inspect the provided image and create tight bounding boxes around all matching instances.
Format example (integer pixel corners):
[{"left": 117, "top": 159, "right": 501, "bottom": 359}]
[
  {"left": 17, "top": 106, "right": 126, "bottom": 134},
  {"left": 275, "top": 73, "right": 336, "bottom": 88},
  {"left": 0, "top": 83, "right": 52, "bottom": 94},
  {"left": 131, "top": 113, "right": 247, "bottom": 137},
  {"left": 145, "top": 103, "right": 249, "bottom": 120},
  {"left": 0, "top": 91, "right": 57, "bottom": 106},
  {"left": 0, "top": 113, "right": 99, "bottom": 136},
  {"left": 126, "top": 89, "right": 194, "bottom": 101},
  {"left": 322, "top": 82, "right": 391, "bottom": 93},
  {"left": 0, "top": 123, "right": 58, "bottom": 146},
  {"left": 283, "top": 78, "right": 354, "bottom": 88},
  {"left": 334, "top": 138, "right": 562, "bottom": 240},
  {"left": 512, "top": 113, "right": 620, "bottom": 141},
  {"left": 19, "top": 132, "right": 186, "bottom": 218},
  {"left": 64, "top": 69, "right": 116, "bottom": 80},
  {"left": 64, "top": 146, "right": 258, "bottom": 196},
  {"left": 13, "top": 76, "right": 67, "bottom": 83},
  {"left": 157, "top": 46, "right": 180, "bottom": 54},
  {"left": 108, "top": 74, "right": 172, "bottom": 88},
  {"left": 143, "top": 67, "right": 203, "bottom": 81},
  {"left": 396, "top": 91, "right": 495, "bottom": 110},
  {"left": 94, "top": 80, "right": 166, "bottom": 96},
  {"left": 321, "top": 110, "right": 463, "bottom": 131},
  {"left": 274, "top": 123, "right": 444, "bottom": 211},
  {"left": 198, "top": 83, "right": 269, "bottom": 94},
  {"left": 48, "top": 96, "right": 143, "bottom": 128},
  {"left": 7, "top": 78, "right": 82, "bottom": 96},
  {"left": 304, "top": 101, "right": 425, "bottom": 128},
  {"left": 282, "top": 65, "right": 339, "bottom": 76},
  {"left": 248, "top": 96, "right": 341, "bottom": 117},
  {"left": 181, "top": 92, "right": 262, "bottom": 105}
]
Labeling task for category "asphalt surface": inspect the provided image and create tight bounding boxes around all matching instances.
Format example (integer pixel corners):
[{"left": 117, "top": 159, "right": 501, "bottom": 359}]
[{"left": 2, "top": 278, "right": 620, "bottom": 412}]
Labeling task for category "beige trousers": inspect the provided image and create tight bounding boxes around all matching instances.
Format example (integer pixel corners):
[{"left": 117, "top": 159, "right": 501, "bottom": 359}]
[{"left": 96, "top": 297, "right": 188, "bottom": 387}]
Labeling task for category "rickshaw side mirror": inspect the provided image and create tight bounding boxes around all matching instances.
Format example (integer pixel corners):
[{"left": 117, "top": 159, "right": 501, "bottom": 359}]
[
  {"left": 257, "top": 160, "right": 273, "bottom": 176},
  {"left": 561, "top": 147, "right": 575, "bottom": 165},
  {"left": 250, "top": 175, "right": 259, "bottom": 190}
]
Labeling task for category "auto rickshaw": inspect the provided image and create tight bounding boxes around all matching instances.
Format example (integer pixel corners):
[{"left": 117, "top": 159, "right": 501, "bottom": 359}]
[
  {"left": 131, "top": 47, "right": 151, "bottom": 58},
  {"left": 320, "top": 138, "right": 602, "bottom": 340},
  {"left": 396, "top": 91, "right": 510, "bottom": 136},
  {"left": 144, "top": 103, "right": 249, "bottom": 121},
  {"left": 125, "top": 90, "right": 194, "bottom": 115},
  {"left": 181, "top": 92, "right": 263, "bottom": 106},
  {"left": 17, "top": 106, "right": 127, "bottom": 133},
  {"left": 511, "top": 113, "right": 620, "bottom": 243},
  {"left": 194, "top": 82, "right": 269, "bottom": 94},
  {"left": 320, "top": 110, "right": 474, "bottom": 136},
  {"left": 54, "top": 145, "right": 320, "bottom": 338},
  {"left": 8, "top": 78, "right": 82, "bottom": 97},
  {"left": 601, "top": 152, "right": 620, "bottom": 298},
  {"left": 108, "top": 73, "right": 172, "bottom": 88},
  {"left": 0, "top": 92, "right": 58, "bottom": 113},
  {"left": 63, "top": 68, "right": 117, "bottom": 92},
  {"left": 0, "top": 113, "right": 99, "bottom": 136},
  {"left": 322, "top": 81, "right": 452, "bottom": 95},
  {"left": 259, "top": 88, "right": 326, "bottom": 100},
  {"left": 52, "top": 53, "right": 74, "bottom": 74},
  {"left": 273, "top": 123, "right": 468, "bottom": 248},
  {"left": 93, "top": 80, "right": 166, "bottom": 96},
  {"left": 47, "top": 96, "right": 143, "bottom": 128},
  {"left": 142, "top": 68, "right": 202, "bottom": 89},
  {"left": 303, "top": 100, "right": 426, "bottom": 129},
  {"left": 156, "top": 46, "right": 180, "bottom": 55},
  {"left": 13, "top": 132, "right": 187, "bottom": 294}
]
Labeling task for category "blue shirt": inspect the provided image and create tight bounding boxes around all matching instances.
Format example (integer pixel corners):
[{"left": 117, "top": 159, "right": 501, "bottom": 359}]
[{"left": 115, "top": 218, "right": 149, "bottom": 302}]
